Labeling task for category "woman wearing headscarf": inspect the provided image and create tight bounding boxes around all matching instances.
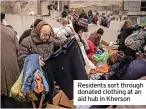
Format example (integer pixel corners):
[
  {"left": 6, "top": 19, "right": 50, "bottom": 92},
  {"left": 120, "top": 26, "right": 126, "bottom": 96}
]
[{"left": 18, "top": 21, "right": 69, "bottom": 70}]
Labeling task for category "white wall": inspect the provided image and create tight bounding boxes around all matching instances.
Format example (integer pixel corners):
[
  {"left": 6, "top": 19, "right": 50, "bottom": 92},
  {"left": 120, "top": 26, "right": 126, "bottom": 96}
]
[
  {"left": 5, "top": 14, "right": 123, "bottom": 43},
  {"left": 5, "top": 14, "right": 61, "bottom": 40},
  {"left": 5, "top": 14, "right": 37, "bottom": 39}
]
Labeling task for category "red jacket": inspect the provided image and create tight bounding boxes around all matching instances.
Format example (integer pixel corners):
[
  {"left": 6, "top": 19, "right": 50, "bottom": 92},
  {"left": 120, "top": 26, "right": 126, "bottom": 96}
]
[
  {"left": 86, "top": 40, "right": 95, "bottom": 59},
  {"left": 93, "top": 16, "right": 98, "bottom": 24}
]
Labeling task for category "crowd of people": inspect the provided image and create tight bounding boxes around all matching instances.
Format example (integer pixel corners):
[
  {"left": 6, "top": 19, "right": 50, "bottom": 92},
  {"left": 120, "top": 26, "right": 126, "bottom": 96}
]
[
  {"left": 62, "top": 9, "right": 112, "bottom": 28},
  {"left": 1, "top": 8, "right": 146, "bottom": 108}
]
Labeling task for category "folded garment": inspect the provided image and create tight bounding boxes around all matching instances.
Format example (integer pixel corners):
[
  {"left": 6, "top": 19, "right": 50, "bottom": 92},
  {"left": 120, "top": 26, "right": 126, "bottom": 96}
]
[
  {"left": 95, "top": 64, "right": 109, "bottom": 73},
  {"left": 90, "top": 73, "right": 104, "bottom": 80}
]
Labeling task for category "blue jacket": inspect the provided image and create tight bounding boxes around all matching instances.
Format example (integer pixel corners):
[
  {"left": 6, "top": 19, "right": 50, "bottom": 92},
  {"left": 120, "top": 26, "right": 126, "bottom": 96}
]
[{"left": 21, "top": 54, "right": 49, "bottom": 94}]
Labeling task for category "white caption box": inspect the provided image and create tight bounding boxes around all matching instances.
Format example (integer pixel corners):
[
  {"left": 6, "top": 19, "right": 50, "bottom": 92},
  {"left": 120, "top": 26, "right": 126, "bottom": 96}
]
[{"left": 74, "top": 80, "right": 146, "bottom": 105}]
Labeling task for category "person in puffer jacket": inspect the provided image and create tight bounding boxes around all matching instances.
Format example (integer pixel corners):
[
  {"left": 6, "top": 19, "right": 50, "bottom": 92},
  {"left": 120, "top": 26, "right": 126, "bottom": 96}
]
[
  {"left": 117, "top": 20, "right": 132, "bottom": 42},
  {"left": 18, "top": 21, "right": 70, "bottom": 70},
  {"left": 108, "top": 54, "right": 146, "bottom": 80}
]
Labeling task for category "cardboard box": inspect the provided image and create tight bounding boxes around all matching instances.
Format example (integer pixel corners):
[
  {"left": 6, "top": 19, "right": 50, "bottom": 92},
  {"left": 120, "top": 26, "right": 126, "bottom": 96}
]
[
  {"left": 101, "top": 40, "right": 109, "bottom": 46},
  {"left": 102, "top": 45, "right": 117, "bottom": 50},
  {"left": 108, "top": 49, "right": 118, "bottom": 57},
  {"left": 108, "top": 49, "right": 118, "bottom": 65},
  {"left": 47, "top": 104, "right": 62, "bottom": 108},
  {"left": 47, "top": 91, "right": 74, "bottom": 108}
]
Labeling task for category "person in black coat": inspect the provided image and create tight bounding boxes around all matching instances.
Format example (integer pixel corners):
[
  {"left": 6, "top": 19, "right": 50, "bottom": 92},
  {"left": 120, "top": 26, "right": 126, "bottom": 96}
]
[
  {"left": 118, "top": 25, "right": 142, "bottom": 59},
  {"left": 79, "top": 10, "right": 87, "bottom": 19},
  {"left": 117, "top": 20, "right": 132, "bottom": 44}
]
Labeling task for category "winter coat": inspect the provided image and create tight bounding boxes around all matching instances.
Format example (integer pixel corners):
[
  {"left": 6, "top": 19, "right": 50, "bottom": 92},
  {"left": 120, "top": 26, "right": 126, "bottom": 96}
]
[
  {"left": 86, "top": 39, "right": 95, "bottom": 59},
  {"left": 44, "top": 38, "right": 88, "bottom": 100},
  {"left": 108, "top": 56, "right": 134, "bottom": 80},
  {"left": 1, "top": 24, "right": 20, "bottom": 95},
  {"left": 19, "top": 29, "right": 32, "bottom": 44},
  {"left": 108, "top": 56, "right": 146, "bottom": 80},
  {"left": 120, "top": 58, "right": 146, "bottom": 80},
  {"left": 118, "top": 26, "right": 141, "bottom": 52},
  {"left": 93, "top": 16, "right": 98, "bottom": 24},
  {"left": 88, "top": 12, "right": 93, "bottom": 24},
  {"left": 18, "top": 29, "right": 67, "bottom": 70},
  {"left": 88, "top": 31, "right": 101, "bottom": 47},
  {"left": 125, "top": 29, "right": 146, "bottom": 51},
  {"left": 100, "top": 16, "right": 108, "bottom": 27},
  {"left": 61, "top": 10, "right": 68, "bottom": 18},
  {"left": 79, "top": 12, "right": 87, "bottom": 19}
]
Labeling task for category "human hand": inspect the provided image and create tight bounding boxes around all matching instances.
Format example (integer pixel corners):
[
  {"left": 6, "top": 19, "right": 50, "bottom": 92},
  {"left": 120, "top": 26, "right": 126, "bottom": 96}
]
[
  {"left": 117, "top": 51, "right": 125, "bottom": 58},
  {"left": 39, "top": 57, "right": 45, "bottom": 66}
]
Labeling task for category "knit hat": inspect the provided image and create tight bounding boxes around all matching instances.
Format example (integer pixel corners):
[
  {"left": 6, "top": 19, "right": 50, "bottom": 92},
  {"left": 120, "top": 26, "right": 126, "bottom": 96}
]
[
  {"left": 34, "top": 21, "right": 49, "bottom": 36},
  {"left": 125, "top": 30, "right": 146, "bottom": 51},
  {"left": 77, "top": 18, "right": 88, "bottom": 28}
]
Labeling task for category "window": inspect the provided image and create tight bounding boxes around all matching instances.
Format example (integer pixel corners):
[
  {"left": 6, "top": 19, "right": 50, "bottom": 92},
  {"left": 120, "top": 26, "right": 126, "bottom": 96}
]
[{"left": 141, "top": 1, "right": 146, "bottom": 11}]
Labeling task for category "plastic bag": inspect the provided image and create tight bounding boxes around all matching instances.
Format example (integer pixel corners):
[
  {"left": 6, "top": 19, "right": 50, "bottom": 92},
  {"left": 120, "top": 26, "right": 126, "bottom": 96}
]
[
  {"left": 9, "top": 72, "right": 37, "bottom": 101},
  {"left": 92, "top": 50, "right": 109, "bottom": 62},
  {"left": 9, "top": 72, "right": 25, "bottom": 101}
]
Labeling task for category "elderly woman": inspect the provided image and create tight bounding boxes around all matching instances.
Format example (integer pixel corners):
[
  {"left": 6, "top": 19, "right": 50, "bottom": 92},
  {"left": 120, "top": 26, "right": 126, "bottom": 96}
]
[{"left": 18, "top": 21, "right": 68, "bottom": 70}]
